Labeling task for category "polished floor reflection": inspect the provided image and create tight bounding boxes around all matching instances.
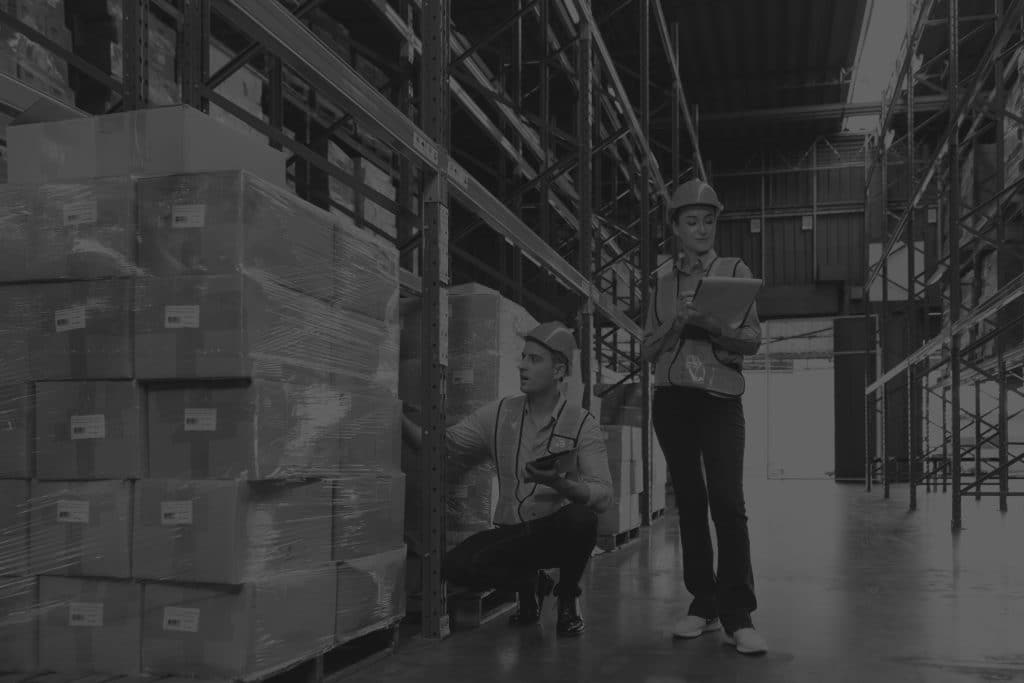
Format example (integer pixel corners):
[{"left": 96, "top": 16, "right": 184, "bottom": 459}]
[{"left": 350, "top": 480, "right": 1024, "bottom": 682}]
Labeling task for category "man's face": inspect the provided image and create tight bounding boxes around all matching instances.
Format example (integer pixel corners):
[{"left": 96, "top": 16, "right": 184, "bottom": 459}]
[
  {"left": 673, "top": 206, "right": 718, "bottom": 255},
  {"left": 518, "top": 340, "right": 563, "bottom": 394}
]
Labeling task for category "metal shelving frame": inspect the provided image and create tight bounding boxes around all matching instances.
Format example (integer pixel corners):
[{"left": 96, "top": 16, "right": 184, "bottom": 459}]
[
  {"left": 864, "top": 0, "right": 1024, "bottom": 530},
  {"left": 0, "top": 0, "right": 706, "bottom": 638}
]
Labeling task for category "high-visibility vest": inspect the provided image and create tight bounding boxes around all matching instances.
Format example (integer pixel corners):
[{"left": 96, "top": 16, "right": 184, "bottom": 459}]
[
  {"left": 490, "top": 394, "right": 592, "bottom": 525},
  {"left": 652, "top": 256, "right": 751, "bottom": 397}
]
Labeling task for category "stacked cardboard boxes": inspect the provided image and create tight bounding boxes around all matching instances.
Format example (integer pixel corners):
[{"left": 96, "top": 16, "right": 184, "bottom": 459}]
[
  {"left": 596, "top": 382, "right": 667, "bottom": 515},
  {"left": 0, "top": 106, "right": 406, "bottom": 677},
  {"left": 0, "top": 0, "right": 75, "bottom": 103},
  {"left": 599, "top": 426, "right": 641, "bottom": 536}
]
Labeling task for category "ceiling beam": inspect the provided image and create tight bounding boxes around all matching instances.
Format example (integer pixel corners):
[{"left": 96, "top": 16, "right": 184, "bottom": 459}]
[{"left": 669, "top": 94, "right": 948, "bottom": 125}]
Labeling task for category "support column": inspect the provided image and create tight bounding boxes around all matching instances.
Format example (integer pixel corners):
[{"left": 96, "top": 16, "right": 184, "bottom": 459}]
[
  {"left": 121, "top": 0, "right": 149, "bottom": 109},
  {"left": 577, "top": 12, "right": 594, "bottom": 411},
  {"left": 994, "top": 0, "right": 1010, "bottom": 513},
  {"left": 180, "top": 0, "right": 210, "bottom": 111},
  {"left": 907, "top": 37, "right": 919, "bottom": 509},
  {"left": 948, "top": 0, "right": 964, "bottom": 531},
  {"left": 639, "top": 0, "right": 653, "bottom": 526},
  {"left": 419, "top": 0, "right": 451, "bottom": 639},
  {"left": 880, "top": 142, "right": 890, "bottom": 499}
]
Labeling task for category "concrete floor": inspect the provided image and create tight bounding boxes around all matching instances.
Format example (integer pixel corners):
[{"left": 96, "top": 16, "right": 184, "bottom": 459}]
[{"left": 350, "top": 480, "right": 1024, "bottom": 682}]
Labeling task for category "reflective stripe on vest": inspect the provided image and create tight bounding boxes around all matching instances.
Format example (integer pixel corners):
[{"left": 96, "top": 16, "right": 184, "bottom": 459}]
[
  {"left": 491, "top": 394, "right": 590, "bottom": 525},
  {"left": 653, "top": 257, "right": 748, "bottom": 397}
]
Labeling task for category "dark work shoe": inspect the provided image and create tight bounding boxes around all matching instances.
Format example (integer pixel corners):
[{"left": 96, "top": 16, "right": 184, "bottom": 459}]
[
  {"left": 509, "top": 570, "right": 555, "bottom": 626},
  {"left": 556, "top": 595, "right": 585, "bottom": 636}
]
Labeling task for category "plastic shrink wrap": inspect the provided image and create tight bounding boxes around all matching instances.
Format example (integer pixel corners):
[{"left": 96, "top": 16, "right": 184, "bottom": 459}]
[{"left": 0, "top": 112, "right": 406, "bottom": 677}]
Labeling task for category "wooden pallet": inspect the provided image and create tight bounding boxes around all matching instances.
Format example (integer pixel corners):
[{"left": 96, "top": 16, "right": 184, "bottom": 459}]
[
  {"left": 596, "top": 526, "right": 641, "bottom": 552},
  {"left": 1, "top": 621, "right": 401, "bottom": 683},
  {"left": 449, "top": 588, "right": 519, "bottom": 630}
]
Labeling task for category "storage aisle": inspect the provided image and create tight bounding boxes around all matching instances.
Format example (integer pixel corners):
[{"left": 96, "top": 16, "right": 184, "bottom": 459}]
[{"left": 348, "top": 480, "right": 1024, "bottom": 683}]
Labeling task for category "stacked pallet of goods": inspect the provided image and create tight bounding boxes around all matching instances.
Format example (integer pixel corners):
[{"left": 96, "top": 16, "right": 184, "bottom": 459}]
[
  {"left": 0, "top": 0, "right": 74, "bottom": 103},
  {"left": 0, "top": 104, "right": 406, "bottom": 678}
]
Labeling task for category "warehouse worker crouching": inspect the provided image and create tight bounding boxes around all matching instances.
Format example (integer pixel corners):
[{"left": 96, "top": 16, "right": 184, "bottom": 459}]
[{"left": 402, "top": 322, "right": 614, "bottom": 637}]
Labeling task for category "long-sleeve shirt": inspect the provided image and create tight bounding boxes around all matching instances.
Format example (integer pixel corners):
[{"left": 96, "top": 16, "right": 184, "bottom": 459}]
[
  {"left": 643, "top": 249, "right": 762, "bottom": 390},
  {"left": 445, "top": 393, "right": 614, "bottom": 524}
]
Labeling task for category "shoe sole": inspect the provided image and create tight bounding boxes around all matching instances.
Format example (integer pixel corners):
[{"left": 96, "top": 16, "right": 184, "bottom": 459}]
[
  {"left": 672, "top": 622, "right": 721, "bottom": 639},
  {"left": 722, "top": 635, "right": 767, "bottom": 655}
]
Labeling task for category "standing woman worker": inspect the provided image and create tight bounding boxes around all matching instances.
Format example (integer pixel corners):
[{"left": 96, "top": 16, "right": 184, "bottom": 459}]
[{"left": 641, "top": 178, "right": 767, "bottom": 656}]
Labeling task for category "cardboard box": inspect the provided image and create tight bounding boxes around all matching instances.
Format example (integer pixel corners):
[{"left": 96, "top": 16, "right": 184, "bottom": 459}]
[
  {"left": 38, "top": 576, "right": 141, "bottom": 674},
  {"left": 0, "top": 480, "right": 30, "bottom": 576},
  {"left": 334, "top": 219, "right": 399, "bottom": 321},
  {"left": 147, "top": 381, "right": 401, "bottom": 480},
  {"left": 336, "top": 546, "right": 406, "bottom": 642},
  {"left": 333, "top": 473, "right": 405, "bottom": 561},
  {"left": 399, "top": 283, "right": 537, "bottom": 422},
  {"left": 7, "top": 105, "right": 286, "bottom": 188},
  {"left": 134, "top": 274, "right": 398, "bottom": 391},
  {"left": 23, "top": 279, "right": 134, "bottom": 381},
  {"left": 136, "top": 171, "right": 335, "bottom": 301},
  {"left": 0, "top": 382, "right": 33, "bottom": 477},
  {"left": 0, "top": 576, "right": 37, "bottom": 672},
  {"left": 29, "top": 480, "right": 132, "bottom": 578},
  {"left": 34, "top": 381, "right": 142, "bottom": 480},
  {"left": 0, "top": 178, "right": 137, "bottom": 284},
  {"left": 141, "top": 570, "right": 335, "bottom": 679},
  {"left": 133, "top": 479, "right": 333, "bottom": 584},
  {"left": 598, "top": 426, "right": 635, "bottom": 536}
]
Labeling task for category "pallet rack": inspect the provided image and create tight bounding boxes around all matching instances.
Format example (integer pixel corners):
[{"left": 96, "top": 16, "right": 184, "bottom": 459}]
[
  {"left": 0, "top": 0, "right": 705, "bottom": 639},
  {"left": 864, "top": 0, "right": 1024, "bottom": 530}
]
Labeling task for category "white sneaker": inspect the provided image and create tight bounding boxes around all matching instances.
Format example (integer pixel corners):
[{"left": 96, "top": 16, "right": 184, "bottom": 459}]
[
  {"left": 723, "top": 627, "right": 767, "bottom": 655},
  {"left": 672, "top": 615, "right": 721, "bottom": 639}
]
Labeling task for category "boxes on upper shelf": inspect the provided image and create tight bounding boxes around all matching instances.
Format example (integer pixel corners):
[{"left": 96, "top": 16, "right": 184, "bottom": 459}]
[
  {"left": 132, "top": 479, "right": 333, "bottom": 584},
  {"left": 0, "top": 382, "right": 33, "bottom": 478},
  {"left": 37, "top": 576, "right": 141, "bottom": 674},
  {"left": 34, "top": 381, "right": 143, "bottom": 480},
  {"left": 29, "top": 480, "right": 132, "bottom": 579},
  {"left": 6, "top": 105, "right": 286, "bottom": 188},
  {"left": 332, "top": 473, "right": 405, "bottom": 561},
  {"left": 0, "top": 480, "right": 30, "bottom": 576},
  {"left": 0, "top": 177, "right": 137, "bottom": 284},
  {"left": 0, "top": 576, "right": 37, "bottom": 672},
  {"left": 141, "top": 569, "right": 335, "bottom": 679},
  {"left": 4, "top": 279, "right": 134, "bottom": 381},
  {"left": 336, "top": 546, "right": 406, "bottom": 642},
  {"left": 136, "top": 171, "right": 335, "bottom": 302},
  {"left": 147, "top": 380, "right": 401, "bottom": 480},
  {"left": 133, "top": 273, "right": 398, "bottom": 390}
]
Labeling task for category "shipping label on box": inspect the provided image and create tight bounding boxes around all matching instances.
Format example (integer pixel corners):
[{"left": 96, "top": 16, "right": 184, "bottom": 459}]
[
  {"left": 0, "top": 480, "right": 30, "bottom": 576},
  {"left": 332, "top": 472, "right": 406, "bottom": 561},
  {"left": 34, "top": 381, "right": 142, "bottom": 480},
  {"left": 38, "top": 576, "right": 141, "bottom": 674},
  {"left": 137, "top": 171, "right": 334, "bottom": 301},
  {"left": 0, "top": 576, "right": 37, "bottom": 672},
  {"left": 148, "top": 380, "right": 401, "bottom": 480},
  {"left": 133, "top": 479, "right": 333, "bottom": 584},
  {"left": 142, "top": 569, "right": 335, "bottom": 678},
  {"left": 29, "top": 480, "right": 132, "bottom": 578},
  {"left": 26, "top": 279, "right": 133, "bottom": 381}
]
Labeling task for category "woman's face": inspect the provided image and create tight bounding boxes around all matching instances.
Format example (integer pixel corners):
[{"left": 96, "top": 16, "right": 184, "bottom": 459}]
[{"left": 673, "top": 206, "right": 718, "bottom": 256}]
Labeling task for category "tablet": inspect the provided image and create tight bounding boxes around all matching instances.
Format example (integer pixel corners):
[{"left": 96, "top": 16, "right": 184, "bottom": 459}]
[
  {"left": 530, "top": 451, "right": 577, "bottom": 475},
  {"left": 692, "top": 276, "right": 763, "bottom": 329}
]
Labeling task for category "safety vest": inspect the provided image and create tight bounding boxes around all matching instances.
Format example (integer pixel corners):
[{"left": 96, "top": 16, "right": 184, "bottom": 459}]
[
  {"left": 652, "top": 256, "right": 750, "bottom": 397},
  {"left": 490, "top": 394, "right": 591, "bottom": 525}
]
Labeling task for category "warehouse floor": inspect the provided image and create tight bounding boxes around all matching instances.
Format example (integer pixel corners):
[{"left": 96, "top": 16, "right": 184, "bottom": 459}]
[{"left": 348, "top": 479, "right": 1024, "bottom": 682}]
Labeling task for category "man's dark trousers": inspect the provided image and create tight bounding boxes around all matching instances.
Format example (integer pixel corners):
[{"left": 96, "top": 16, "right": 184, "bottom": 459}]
[{"left": 443, "top": 503, "right": 598, "bottom": 597}]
